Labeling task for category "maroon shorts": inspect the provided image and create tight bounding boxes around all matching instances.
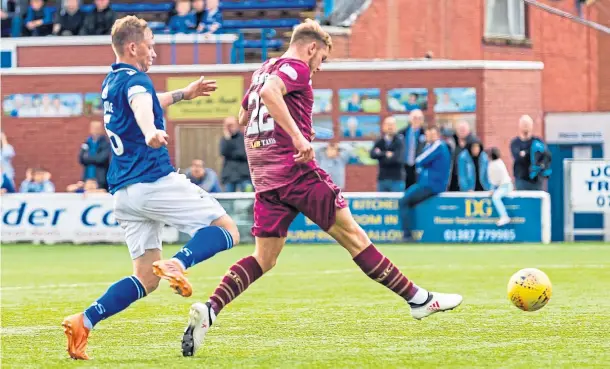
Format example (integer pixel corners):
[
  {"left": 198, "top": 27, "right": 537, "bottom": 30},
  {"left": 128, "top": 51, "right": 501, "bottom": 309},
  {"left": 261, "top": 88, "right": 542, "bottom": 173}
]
[{"left": 252, "top": 168, "right": 347, "bottom": 238}]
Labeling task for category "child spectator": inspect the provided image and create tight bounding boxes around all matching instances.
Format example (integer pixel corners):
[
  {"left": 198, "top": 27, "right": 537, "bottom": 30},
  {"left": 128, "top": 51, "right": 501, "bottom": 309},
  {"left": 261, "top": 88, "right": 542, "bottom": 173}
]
[
  {"left": 53, "top": 0, "right": 85, "bottom": 36},
  {"left": 20, "top": 168, "right": 55, "bottom": 193},
  {"left": 168, "top": 0, "right": 196, "bottom": 34},
  {"left": 67, "top": 179, "right": 107, "bottom": 193},
  {"left": 199, "top": 0, "right": 222, "bottom": 35},
  {"left": 457, "top": 140, "right": 490, "bottom": 192},
  {"left": 23, "top": 0, "right": 54, "bottom": 37},
  {"left": 488, "top": 147, "right": 513, "bottom": 226}
]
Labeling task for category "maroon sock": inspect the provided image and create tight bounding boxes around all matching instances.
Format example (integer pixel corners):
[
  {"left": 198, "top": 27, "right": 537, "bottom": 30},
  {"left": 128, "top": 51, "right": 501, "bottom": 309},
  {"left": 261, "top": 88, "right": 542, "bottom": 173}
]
[
  {"left": 353, "top": 244, "right": 419, "bottom": 301},
  {"left": 209, "top": 256, "right": 263, "bottom": 315}
]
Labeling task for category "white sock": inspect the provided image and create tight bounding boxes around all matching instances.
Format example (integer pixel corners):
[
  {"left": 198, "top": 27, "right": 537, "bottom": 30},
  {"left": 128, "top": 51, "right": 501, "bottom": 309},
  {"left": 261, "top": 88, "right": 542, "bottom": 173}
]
[
  {"left": 172, "top": 258, "right": 187, "bottom": 271},
  {"left": 408, "top": 286, "right": 429, "bottom": 305},
  {"left": 83, "top": 313, "right": 93, "bottom": 330}
]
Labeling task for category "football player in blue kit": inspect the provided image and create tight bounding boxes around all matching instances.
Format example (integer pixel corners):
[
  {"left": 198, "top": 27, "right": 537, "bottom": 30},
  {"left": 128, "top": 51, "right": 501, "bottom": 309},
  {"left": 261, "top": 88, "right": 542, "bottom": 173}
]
[{"left": 61, "top": 15, "right": 240, "bottom": 360}]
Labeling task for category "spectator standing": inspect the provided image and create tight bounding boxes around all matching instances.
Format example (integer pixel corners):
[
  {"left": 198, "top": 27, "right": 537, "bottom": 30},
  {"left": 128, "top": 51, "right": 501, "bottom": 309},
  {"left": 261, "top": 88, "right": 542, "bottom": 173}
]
[
  {"left": 220, "top": 116, "right": 251, "bottom": 192},
  {"left": 186, "top": 159, "right": 222, "bottom": 193},
  {"left": 199, "top": 0, "right": 222, "bottom": 35},
  {"left": 399, "top": 109, "right": 426, "bottom": 190},
  {"left": 20, "top": 168, "right": 55, "bottom": 193},
  {"left": 1, "top": 132, "right": 15, "bottom": 180},
  {"left": 399, "top": 126, "right": 451, "bottom": 241},
  {"left": 79, "top": 120, "right": 111, "bottom": 190},
  {"left": 1, "top": 0, "right": 19, "bottom": 37},
  {"left": 488, "top": 147, "right": 513, "bottom": 226},
  {"left": 457, "top": 140, "right": 490, "bottom": 192},
  {"left": 168, "top": 0, "right": 196, "bottom": 34},
  {"left": 510, "top": 115, "right": 546, "bottom": 191},
  {"left": 53, "top": 0, "right": 84, "bottom": 36},
  {"left": 370, "top": 116, "right": 405, "bottom": 192},
  {"left": 81, "top": 0, "right": 116, "bottom": 36},
  {"left": 448, "top": 120, "right": 476, "bottom": 191},
  {"left": 23, "top": 0, "right": 53, "bottom": 36},
  {"left": 316, "top": 141, "right": 352, "bottom": 190},
  {"left": 1, "top": 166, "right": 15, "bottom": 194}
]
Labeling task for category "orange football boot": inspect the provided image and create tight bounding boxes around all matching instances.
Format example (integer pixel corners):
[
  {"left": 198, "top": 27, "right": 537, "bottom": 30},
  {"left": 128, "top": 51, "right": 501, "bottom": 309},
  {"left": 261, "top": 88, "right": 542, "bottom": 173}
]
[
  {"left": 152, "top": 259, "right": 193, "bottom": 297},
  {"left": 61, "top": 313, "right": 90, "bottom": 360}
]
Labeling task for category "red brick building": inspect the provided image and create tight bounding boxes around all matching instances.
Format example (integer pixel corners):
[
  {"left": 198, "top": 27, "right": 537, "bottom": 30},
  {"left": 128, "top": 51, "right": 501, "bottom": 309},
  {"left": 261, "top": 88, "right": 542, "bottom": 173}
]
[
  {"left": 1, "top": 0, "right": 606, "bottom": 191},
  {"left": 331, "top": 0, "right": 605, "bottom": 112}
]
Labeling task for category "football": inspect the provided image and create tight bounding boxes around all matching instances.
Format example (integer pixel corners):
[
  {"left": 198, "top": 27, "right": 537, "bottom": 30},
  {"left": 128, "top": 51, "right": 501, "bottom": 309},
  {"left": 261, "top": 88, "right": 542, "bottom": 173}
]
[{"left": 507, "top": 268, "right": 552, "bottom": 312}]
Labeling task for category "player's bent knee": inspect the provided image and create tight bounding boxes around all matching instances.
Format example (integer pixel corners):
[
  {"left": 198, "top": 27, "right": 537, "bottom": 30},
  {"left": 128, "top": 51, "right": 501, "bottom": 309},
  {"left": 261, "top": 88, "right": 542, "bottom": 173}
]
[
  {"left": 212, "top": 215, "right": 240, "bottom": 246},
  {"left": 134, "top": 273, "right": 160, "bottom": 294}
]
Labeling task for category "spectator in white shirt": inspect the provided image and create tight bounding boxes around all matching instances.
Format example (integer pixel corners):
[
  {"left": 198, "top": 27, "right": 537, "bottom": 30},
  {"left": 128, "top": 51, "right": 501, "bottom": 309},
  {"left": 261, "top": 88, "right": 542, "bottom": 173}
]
[
  {"left": 487, "top": 147, "right": 513, "bottom": 226},
  {"left": 1, "top": 132, "right": 15, "bottom": 180}
]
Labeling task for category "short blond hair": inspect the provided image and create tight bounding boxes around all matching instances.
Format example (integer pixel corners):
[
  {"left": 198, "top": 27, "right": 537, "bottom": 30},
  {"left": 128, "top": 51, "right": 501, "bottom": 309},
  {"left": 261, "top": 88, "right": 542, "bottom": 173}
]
[
  {"left": 111, "top": 16, "right": 150, "bottom": 55},
  {"left": 290, "top": 19, "right": 332, "bottom": 51}
]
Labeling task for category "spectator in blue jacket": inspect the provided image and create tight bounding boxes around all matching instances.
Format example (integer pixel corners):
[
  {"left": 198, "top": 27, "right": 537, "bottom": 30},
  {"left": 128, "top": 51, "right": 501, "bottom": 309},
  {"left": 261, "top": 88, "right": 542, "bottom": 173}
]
[
  {"left": 198, "top": 0, "right": 222, "bottom": 35},
  {"left": 399, "top": 126, "right": 451, "bottom": 241},
  {"left": 1, "top": 167, "right": 15, "bottom": 194},
  {"left": 168, "top": 0, "right": 196, "bottom": 34},
  {"left": 186, "top": 159, "right": 222, "bottom": 193},
  {"left": 23, "top": 0, "right": 53, "bottom": 36},
  {"left": 20, "top": 168, "right": 55, "bottom": 193},
  {"left": 457, "top": 140, "right": 490, "bottom": 191}
]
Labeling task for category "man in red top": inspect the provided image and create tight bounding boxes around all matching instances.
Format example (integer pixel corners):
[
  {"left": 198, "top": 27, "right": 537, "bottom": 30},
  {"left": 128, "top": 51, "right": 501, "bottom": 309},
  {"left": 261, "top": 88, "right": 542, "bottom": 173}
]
[{"left": 180, "top": 19, "right": 463, "bottom": 357}]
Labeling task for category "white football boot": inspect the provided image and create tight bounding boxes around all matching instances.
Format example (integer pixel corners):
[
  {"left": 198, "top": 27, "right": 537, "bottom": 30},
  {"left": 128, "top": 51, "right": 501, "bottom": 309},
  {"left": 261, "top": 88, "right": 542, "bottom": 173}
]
[
  {"left": 410, "top": 292, "right": 463, "bottom": 320},
  {"left": 182, "top": 302, "right": 216, "bottom": 357}
]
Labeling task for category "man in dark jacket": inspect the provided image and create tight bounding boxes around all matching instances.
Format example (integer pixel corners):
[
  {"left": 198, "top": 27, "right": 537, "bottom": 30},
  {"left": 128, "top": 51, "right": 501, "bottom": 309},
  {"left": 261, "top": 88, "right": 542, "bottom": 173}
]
[
  {"left": 510, "top": 115, "right": 545, "bottom": 191},
  {"left": 80, "top": 0, "right": 116, "bottom": 36},
  {"left": 448, "top": 120, "right": 476, "bottom": 191},
  {"left": 53, "top": 0, "right": 84, "bottom": 36},
  {"left": 79, "top": 120, "right": 110, "bottom": 190},
  {"left": 220, "top": 116, "right": 251, "bottom": 192},
  {"left": 370, "top": 116, "right": 405, "bottom": 192},
  {"left": 398, "top": 109, "right": 426, "bottom": 190}
]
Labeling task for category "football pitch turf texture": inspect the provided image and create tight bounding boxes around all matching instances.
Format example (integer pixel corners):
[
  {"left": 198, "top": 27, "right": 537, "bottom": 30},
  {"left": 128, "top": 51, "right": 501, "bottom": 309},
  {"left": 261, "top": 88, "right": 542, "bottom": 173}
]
[{"left": 1, "top": 244, "right": 609, "bottom": 368}]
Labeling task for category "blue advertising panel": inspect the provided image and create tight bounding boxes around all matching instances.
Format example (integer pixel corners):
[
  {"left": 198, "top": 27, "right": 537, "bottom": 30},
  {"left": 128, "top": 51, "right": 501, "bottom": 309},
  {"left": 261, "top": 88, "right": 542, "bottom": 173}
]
[{"left": 287, "top": 194, "right": 549, "bottom": 244}]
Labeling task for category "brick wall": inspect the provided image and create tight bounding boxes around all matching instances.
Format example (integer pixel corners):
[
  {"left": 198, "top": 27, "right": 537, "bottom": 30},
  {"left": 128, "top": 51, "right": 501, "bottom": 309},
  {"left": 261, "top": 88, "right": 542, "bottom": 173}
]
[
  {"left": 332, "top": 0, "right": 600, "bottom": 113},
  {"left": 2, "top": 64, "right": 542, "bottom": 192},
  {"left": 595, "top": 3, "right": 610, "bottom": 111},
  {"left": 480, "top": 69, "right": 543, "bottom": 176}
]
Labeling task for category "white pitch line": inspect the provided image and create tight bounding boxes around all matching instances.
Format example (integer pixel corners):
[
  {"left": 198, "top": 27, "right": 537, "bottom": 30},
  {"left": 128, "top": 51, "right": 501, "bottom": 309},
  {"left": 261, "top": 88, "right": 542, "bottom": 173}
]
[{"left": 0, "top": 264, "right": 607, "bottom": 292}]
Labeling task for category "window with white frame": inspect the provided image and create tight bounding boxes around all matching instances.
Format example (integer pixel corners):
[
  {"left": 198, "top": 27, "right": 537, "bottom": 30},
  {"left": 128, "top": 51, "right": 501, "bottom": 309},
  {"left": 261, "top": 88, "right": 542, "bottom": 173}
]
[{"left": 485, "top": 0, "right": 526, "bottom": 39}]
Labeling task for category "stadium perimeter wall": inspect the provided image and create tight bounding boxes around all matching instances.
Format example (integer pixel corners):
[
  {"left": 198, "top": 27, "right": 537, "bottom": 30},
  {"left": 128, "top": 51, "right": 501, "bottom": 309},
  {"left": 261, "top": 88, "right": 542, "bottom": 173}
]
[
  {"left": 330, "top": 0, "right": 601, "bottom": 112},
  {"left": 1, "top": 61, "right": 543, "bottom": 192}
]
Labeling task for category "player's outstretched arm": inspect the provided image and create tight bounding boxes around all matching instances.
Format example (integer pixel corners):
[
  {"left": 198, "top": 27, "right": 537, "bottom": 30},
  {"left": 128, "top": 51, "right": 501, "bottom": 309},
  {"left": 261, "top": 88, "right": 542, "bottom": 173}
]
[
  {"left": 260, "top": 75, "right": 313, "bottom": 163},
  {"left": 130, "top": 93, "right": 168, "bottom": 149},
  {"left": 156, "top": 76, "right": 217, "bottom": 109}
]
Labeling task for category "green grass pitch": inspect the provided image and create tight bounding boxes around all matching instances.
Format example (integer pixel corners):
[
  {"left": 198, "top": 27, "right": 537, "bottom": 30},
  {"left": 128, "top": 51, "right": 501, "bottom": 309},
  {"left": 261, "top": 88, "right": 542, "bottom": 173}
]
[{"left": 2, "top": 244, "right": 610, "bottom": 368}]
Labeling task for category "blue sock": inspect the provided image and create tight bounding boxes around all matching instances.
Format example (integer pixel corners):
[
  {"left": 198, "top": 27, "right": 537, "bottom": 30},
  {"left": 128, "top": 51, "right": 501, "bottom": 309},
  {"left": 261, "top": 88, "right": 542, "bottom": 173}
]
[
  {"left": 172, "top": 226, "right": 234, "bottom": 269},
  {"left": 83, "top": 276, "right": 146, "bottom": 329}
]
